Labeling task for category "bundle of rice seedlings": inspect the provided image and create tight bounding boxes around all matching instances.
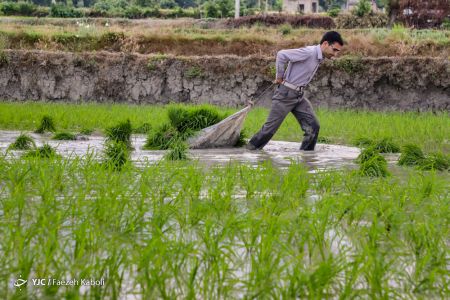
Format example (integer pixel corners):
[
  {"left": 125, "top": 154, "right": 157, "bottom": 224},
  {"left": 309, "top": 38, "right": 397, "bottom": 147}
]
[
  {"left": 103, "top": 141, "right": 130, "bottom": 170},
  {"left": 164, "top": 140, "right": 189, "bottom": 161},
  {"left": 359, "top": 154, "right": 390, "bottom": 177},
  {"left": 234, "top": 130, "right": 248, "bottom": 147},
  {"left": 133, "top": 123, "right": 152, "bottom": 134},
  {"left": 24, "top": 144, "right": 59, "bottom": 158},
  {"left": 8, "top": 133, "right": 35, "bottom": 150},
  {"left": 168, "top": 106, "right": 223, "bottom": 133},
  {"left": 144, "top": 124, "right": 180, "bottom": 150},
  {"left": 35, "top": 115, "right": 56, "bottom": 133},
  {"left": 353, "top": 137, "right": 374, "bottom": 147},
  {"left": 373, "top": 137, "right": 400, "bottom": 153},
  {"left": 105, "top": 119, "right": 133, "bottom": 149},
  {"left": 398, "top": 144, "right": 425, "bottom": 166},
  {"left": 317, "top": 136, "right": 331, "bottom": 144},
  {"left": 80, "top": 128, "right": 94, "bottom": 135},
  {"left": 52, "top": 132, "right": 76, "bottom": 140},
  {"left": 418, "top": 152, "right": 450, "bottom": 171},
  {"left": 356, "top": 146, "right": 378, "bottom": 164}
]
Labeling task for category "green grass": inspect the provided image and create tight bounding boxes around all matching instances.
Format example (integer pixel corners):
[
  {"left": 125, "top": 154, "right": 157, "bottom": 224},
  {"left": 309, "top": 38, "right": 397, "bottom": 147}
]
[
  {"left": 0, "top": 102, "right": 448, "bottom": 153},
  {"left": 0, "top": 156, "right": 448, "bottom": 298}
]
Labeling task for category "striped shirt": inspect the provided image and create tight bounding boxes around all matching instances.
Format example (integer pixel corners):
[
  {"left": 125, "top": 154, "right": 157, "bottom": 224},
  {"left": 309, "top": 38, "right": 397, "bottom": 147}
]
[{"left": 276, "top": 44, "right": 324, "bottom": 87}]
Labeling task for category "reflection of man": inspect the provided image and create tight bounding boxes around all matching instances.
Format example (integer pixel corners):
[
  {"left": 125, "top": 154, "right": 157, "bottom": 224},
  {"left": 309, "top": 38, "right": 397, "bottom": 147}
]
[{"left": 247, "top": 31, "right": 344, "bottom": 151}]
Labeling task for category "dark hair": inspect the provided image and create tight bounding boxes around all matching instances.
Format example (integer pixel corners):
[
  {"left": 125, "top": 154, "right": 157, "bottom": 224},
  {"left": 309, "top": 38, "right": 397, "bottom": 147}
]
[{"left": 320, "top": 31, "right": 344, "bottom": 46}]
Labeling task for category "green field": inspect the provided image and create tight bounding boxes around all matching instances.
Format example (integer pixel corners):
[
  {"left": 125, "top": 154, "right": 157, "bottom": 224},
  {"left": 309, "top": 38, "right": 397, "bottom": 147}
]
[
  {"left": 1, "top": 155, "right": 448, "bottom": 299},
  {"left": 0, "top": 102, "right": 448, "bottom": 153}
]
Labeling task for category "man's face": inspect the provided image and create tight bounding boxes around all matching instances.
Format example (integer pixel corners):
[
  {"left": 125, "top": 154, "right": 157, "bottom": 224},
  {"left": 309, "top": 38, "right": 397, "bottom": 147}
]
[{"left": 322, "top": 41, "right": 342, "bottom": 59}]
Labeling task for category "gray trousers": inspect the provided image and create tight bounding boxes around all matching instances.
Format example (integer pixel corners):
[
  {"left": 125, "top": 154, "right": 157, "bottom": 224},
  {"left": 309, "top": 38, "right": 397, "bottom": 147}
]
[{"left": 249, "top": 85, "right": 320, "bottom": 151}]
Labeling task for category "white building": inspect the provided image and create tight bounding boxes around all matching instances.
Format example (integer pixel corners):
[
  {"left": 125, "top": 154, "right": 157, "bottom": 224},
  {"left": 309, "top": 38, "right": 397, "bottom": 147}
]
[{"left": 283, "top": 0, "right": 319, "bottom": 14}]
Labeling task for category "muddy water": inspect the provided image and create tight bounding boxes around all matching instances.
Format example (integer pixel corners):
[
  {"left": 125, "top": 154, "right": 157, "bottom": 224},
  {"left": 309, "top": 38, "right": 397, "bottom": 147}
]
[{"left": 0, "top": 130, "right": 361, "bottom": 170}]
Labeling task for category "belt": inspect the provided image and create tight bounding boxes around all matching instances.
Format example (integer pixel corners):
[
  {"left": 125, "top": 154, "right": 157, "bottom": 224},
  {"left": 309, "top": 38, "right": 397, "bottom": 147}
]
[{"left": 281, "top": 81, "right": 305, "bottom": 93}]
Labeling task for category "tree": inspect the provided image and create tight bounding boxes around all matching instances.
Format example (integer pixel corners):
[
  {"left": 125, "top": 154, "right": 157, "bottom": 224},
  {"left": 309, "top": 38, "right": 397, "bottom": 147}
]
[{"left": 354, "top": 0, "right": 371, "bottom": 17}]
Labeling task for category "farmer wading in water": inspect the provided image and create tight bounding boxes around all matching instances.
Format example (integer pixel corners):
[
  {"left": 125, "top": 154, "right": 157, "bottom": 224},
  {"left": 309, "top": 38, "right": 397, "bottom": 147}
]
[{"left": 247, "top": 31, "right": 344, "bottom": 151}]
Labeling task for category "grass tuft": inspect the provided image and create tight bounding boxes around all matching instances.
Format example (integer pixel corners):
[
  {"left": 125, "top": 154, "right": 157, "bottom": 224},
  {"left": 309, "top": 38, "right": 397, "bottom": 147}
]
[
  {"left": 8, "top": 133, "right": 35, "bottom": 150},
  {"left": 133, "top": 122, "right": 152, "bottom": 134},
  {"left": 35, "top": 115, "right": 56, "bottom": 133},
  {"left": 52, "top": 132, "right": 76, "bottom": 140}
]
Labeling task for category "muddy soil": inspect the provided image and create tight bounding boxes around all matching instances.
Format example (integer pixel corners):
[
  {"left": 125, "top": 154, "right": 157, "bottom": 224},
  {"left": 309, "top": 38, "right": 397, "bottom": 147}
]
[{"left": 0, "top": 130, "right": 363, "bottom": 170}]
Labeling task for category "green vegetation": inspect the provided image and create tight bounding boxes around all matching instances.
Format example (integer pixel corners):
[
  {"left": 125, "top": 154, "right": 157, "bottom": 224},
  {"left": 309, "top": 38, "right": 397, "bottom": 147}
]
[
  {"left": 164, "top": 140, "right": 189, "bottom": 161},
  {"left": 353, "top": 137, "right": 400, "bottom": 153},
  {"left": 23, "top": 143, "right": 59, "bottom": 158},
  {"left": 0, "top": 156, "right": 447, "bottom": 298},
  {"left": 105, "top": 119, "right": 133, "bottom": 149},
  {"left": 34, "top": 115, "right": 56, "bottom": 133},
  {"left": 357, "top": 147, "right": 390, "bottom": 177},
  {"left": 103, "top": 140, "right": 130, "bottom": 170},
  {"left": 52, "top": 132, "right": 76, "bottom": 140},
  {"left": 0, "top": 102, "right": 448, "bottom": 153},
  {"left": 8, "top": 133, "right": 35, "bottom": 150},
  {"left": 398, "top": 144, "right": 426, "bottom": 167}
]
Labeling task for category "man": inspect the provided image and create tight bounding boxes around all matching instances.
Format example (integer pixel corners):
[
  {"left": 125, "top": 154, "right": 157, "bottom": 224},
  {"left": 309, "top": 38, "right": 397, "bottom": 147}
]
[{"left": 247, "top": 31, "right": 343, "bottom": 151}]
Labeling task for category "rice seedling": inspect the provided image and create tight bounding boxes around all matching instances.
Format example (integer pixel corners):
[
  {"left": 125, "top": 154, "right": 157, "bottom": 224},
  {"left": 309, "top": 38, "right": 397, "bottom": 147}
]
[
  {"left": 23, "top": 143, "right": 59, "bottom": 158},
  {"left": 34, "top": 115, "right": 56, "bottom": 133},
  {"left": 168, "top": 105, "right": 223, "bottom": 133},
  {"left": 105, "top": 119, "right": 133, "bottom": 149},
  {"left": 103, "top": 141, "right": 130, "bottom": 170},
  {"left": 52, "top": 132, "right": 76, "bottom": 140},
  {"left": 80, "top": 127, "right": 94, "bottom": 135},
  {"left": 8, "top": 133, "right": 35, "bottom": 150},
  {"left": 418, "top": 152, "right": 450, "bottom": 171},
  {"left": 359, "top": 154, "right": 390, "bottom": 177},
  {"left": 144, "top": 123, "right": 180, "bottom": 150},
  {"left": 356, "top": 146, "right": 378, "bottom": 164},
  {"left": 353, "top": 136, "right": 374, "bottom": 147},
  {"left": 234, "top": 130, "right": 248, "bottom": 147},
  {"left": 133, "top": 122, "right": 152, "bottom": 134},
  {"left": 398, "top": 144, "right": 425, "bottom": 167},
  {"left": 373, "top": 137, "right": 400, "bottom": 153},
  {"left": 164, "top": 140, "right": 189, "bottom": 161}
]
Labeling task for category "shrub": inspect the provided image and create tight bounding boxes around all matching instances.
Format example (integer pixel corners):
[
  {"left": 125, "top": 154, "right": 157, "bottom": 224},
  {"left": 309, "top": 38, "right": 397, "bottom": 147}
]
[
  {"left": 336, "top": 12, "right": 388, "bottom": 28},
  {"left": 35, "top": 115, "right": 56, "bottom": 134},
  {"left": 279, "top": 23, "right": 292, "bottom": 35},
  {"left": 9, "top": 133, "right": 35, "bottom": 150},
  {"left": 105, "top": 119, "right": 133, "bottom": 149},
  {"left": 328, "top": 7, "right": 341, "bottom": 17},
  {"left": 50, "top": 5, "right": 84, "bottom": 18},
  {"left": 333, "top": 55, "right": 364, "bottom": 73},
  {"left": 52, "top": 132, "right": 76, "bottom": 140},
  {"left": 225, "top": 14, "right": 335, "bottom": 29},
  {"left": 0, "top": 2, "right": 37, "bottom": 16},
  {"left": 353, "top": 0, "right": 371, "bottom": 17},
  {"left": 103, "top": 141, "right": 129, "bottom": 170},
  {"left": 398, "top": 144, "right": 425, "bottom": 167},
  {"left": 24, "top": 144, "right": 59, "bottom": 158}
]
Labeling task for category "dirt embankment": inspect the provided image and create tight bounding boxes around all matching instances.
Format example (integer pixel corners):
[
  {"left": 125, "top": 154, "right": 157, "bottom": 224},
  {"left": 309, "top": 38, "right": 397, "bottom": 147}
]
[{"left": 0, "top": 50, "right": 449, "bottom": 111}]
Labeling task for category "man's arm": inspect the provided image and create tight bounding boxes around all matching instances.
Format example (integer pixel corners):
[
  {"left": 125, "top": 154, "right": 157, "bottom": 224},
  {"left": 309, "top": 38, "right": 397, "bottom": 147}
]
[{"left": 275, "top": 48, "right": 310, "bottom": 83}]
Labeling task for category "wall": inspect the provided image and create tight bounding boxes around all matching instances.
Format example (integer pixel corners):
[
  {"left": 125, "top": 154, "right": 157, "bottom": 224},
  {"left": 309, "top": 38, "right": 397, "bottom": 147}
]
[{"left": 0, "top": 50, "right": 448, "bottom": 111}]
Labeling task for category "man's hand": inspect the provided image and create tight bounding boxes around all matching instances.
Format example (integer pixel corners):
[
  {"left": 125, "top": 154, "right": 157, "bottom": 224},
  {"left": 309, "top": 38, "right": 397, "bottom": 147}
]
[{"left": 274, "top": 78, "right": 283, "bottom": 84}]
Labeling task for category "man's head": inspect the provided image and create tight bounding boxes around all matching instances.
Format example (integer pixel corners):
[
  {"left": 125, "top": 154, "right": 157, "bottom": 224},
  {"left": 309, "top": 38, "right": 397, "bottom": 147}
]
[{"left": 320, "top": 31, "right": 343, "bottom": 59}]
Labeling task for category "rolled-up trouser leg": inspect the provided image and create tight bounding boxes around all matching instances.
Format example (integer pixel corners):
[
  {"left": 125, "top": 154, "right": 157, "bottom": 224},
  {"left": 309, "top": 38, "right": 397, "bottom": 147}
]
[
  {"left": 249, "top": 99, "right": 292, "bottom": 149},
  {"left": 291, "top": 97, "right": 320, "bottom": 151}
]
